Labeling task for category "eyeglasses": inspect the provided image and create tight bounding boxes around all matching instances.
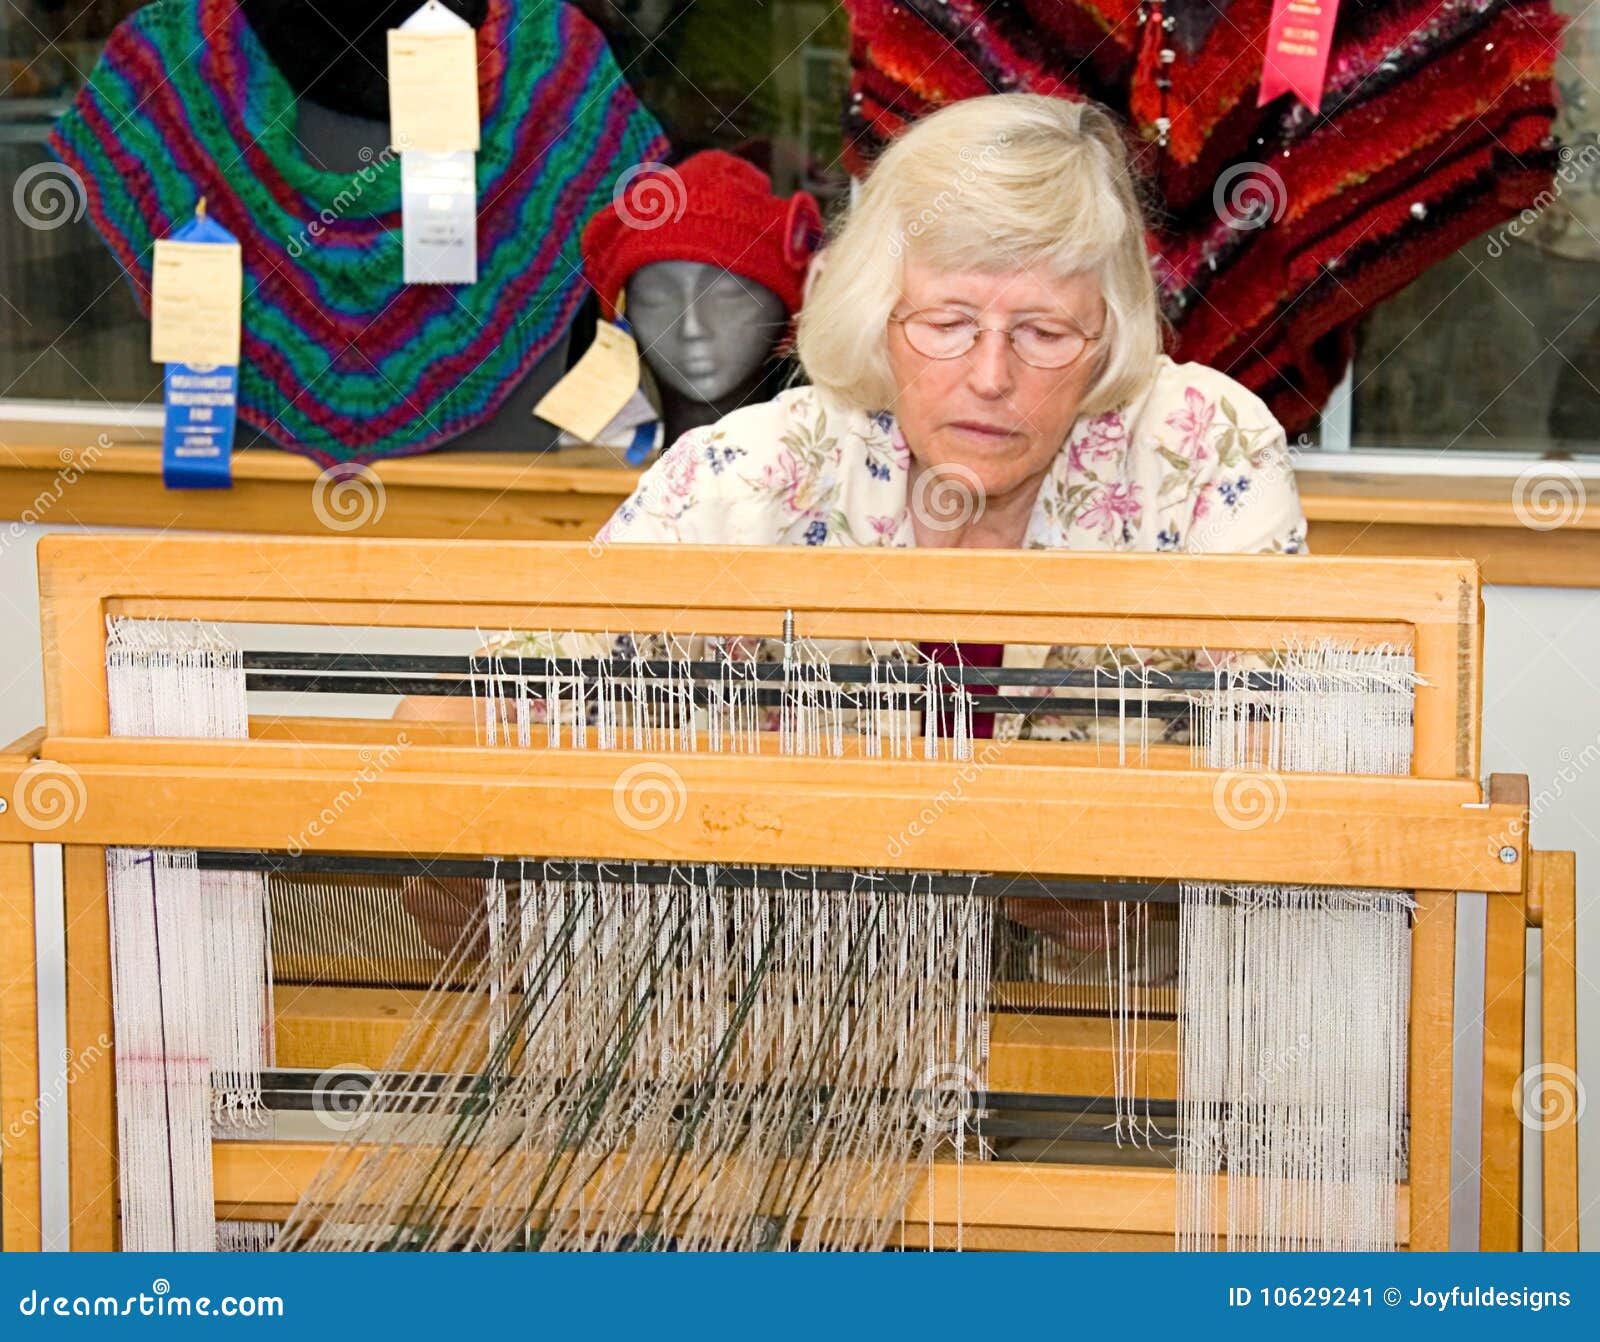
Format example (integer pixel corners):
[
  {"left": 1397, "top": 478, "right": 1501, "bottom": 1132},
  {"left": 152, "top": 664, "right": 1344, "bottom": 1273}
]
[{"left": 889, "top": 309, "right": 1103, "bottom": 370}]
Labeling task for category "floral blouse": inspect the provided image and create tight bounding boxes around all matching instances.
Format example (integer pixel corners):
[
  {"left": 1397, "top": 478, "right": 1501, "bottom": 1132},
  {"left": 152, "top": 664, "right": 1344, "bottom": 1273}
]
[
  {"left": 594, "top": 353, "right": 1305, "bottom": 555},
  {"left": 502, "top": 354, "right": 1309, "bottom": 743}
]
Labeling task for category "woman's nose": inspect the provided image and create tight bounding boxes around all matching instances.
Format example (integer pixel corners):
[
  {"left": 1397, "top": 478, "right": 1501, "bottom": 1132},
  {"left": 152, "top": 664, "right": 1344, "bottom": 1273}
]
[{"left": 965, "top": 327, "right": 1016, "bottom": 395}]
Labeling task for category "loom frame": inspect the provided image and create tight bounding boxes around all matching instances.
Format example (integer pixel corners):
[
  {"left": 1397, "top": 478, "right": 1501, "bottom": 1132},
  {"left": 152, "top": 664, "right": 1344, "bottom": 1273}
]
[{"left": 0, "top": 534, "right": 1581, "bottom": 1252}]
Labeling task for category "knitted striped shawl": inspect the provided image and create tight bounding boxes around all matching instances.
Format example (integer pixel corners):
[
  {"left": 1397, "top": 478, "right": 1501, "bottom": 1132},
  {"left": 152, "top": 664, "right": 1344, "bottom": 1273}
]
[
  {"left": 842, "top": 0, "right": 1568, "bottom": 438},
  {"left": 49, "top": 0, "right": 668, "bottom": 467}
]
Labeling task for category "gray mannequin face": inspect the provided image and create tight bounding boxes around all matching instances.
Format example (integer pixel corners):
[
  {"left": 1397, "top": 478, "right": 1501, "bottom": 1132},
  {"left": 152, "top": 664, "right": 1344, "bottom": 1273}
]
[{"left": 623, "top": 261, "right": 788, "bottom": 403}]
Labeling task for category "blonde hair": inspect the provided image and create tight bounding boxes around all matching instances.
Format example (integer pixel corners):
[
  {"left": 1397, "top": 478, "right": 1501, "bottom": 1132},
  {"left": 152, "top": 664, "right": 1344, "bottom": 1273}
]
[{"left": 797, "top": 93, "right": 1164, "bottom": 417}]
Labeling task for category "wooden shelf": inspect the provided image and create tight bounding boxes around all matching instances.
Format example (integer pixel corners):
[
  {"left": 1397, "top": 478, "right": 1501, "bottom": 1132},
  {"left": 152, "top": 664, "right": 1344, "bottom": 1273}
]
[
  {"left": 0, "top": 425, "right": 640, "bottom": 541},
  {"left": 1298, "top": 469, "right": 1600, "bottom": 587},
  {"left": 4, "top": 421, "right": 1597, "bottom": 586}
]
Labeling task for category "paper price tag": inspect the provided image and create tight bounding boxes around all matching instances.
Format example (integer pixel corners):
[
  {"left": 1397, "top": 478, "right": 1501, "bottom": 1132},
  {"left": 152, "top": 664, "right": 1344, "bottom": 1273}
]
[
  {"left": 388, "top": 2, "right": 480, "bottom": 155},
  {"left": 534, "top": 321, "right": 642, "bottom": 444},
  {"left": 150, "top": 238, "right": 242, "bottom": 366}
]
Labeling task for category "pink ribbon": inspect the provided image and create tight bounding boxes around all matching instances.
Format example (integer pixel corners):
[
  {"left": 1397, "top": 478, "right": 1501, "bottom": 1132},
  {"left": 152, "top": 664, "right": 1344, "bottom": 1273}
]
[{"left": 1257, "top": 0, "right": 1340, "bottom": 115}]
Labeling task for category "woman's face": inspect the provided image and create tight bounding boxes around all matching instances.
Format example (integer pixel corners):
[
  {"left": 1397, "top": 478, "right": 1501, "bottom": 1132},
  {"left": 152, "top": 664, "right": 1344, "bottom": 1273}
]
[{"left": 887, "top": 257, "right": 1106, "bottom": 504}]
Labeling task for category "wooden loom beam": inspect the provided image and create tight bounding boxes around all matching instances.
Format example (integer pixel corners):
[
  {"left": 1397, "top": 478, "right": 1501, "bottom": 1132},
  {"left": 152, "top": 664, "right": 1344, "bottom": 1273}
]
[
  {"left": 269, "top": 986, "right": 1178, "bottom": 1095},
  {"left": 205, "top": 1141, "right": 1413, "bottom": 1248},
  {"left": 0, "top": 745, "right": 1527, "bottom": 894}
]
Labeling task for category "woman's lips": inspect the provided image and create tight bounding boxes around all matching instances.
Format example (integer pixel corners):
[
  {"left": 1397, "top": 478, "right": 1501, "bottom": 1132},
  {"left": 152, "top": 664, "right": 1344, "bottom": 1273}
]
[{"left": 949, "top": 420, "right": 1019, "bottom": 439}]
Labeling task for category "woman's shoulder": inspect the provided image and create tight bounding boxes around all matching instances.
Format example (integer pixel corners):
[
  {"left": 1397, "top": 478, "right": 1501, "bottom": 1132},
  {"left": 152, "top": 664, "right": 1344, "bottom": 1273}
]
[
  {"left": 1121, "top": 356, "right": 1306, "bottom": 555},
  {"left": 1130, "top": 354, "right": 1286, "bottom": 442},
  {"left": 596, "top": 385, "right": 869, "bottom": 545}
]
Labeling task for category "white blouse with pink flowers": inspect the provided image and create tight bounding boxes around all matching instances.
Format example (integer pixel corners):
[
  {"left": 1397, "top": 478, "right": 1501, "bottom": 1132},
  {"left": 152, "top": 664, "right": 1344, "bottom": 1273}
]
[{"left": 594, "top": 353, "right": 1307, "bottom": 557}]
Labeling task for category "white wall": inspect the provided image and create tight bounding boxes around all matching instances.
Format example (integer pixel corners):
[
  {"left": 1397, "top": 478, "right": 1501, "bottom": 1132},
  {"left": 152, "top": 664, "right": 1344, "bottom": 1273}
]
[
  {"left": 1, "top": 526, "right": 1593, "bottom": 1248},
  {"left": 1480, "top": 586, "right": 1600, "bottom": 1247}
]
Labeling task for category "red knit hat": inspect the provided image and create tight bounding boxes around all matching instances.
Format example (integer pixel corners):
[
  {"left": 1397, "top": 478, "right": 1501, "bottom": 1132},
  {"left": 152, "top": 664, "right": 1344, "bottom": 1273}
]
[{"left": 581, "top": 150, "right": 825, "bottom": 322}]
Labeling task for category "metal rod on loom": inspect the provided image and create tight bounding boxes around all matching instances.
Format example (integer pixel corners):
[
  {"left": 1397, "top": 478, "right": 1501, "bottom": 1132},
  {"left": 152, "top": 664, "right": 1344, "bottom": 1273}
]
[
  {"left": 240, "top": 674, "right": 1200, "bottom": 718},
  {"left": 191, "top": 850, "right": 1183, "bottom": 903},
  {"left": 257, "top": 1070, "right": 1179, "bottom": 1121},
  {"left": 252, "top": 1070, "right": 1181, "bottom": 1140},
  {"left": 241, "top": 651, "right": 1286, "bottom": 690}
]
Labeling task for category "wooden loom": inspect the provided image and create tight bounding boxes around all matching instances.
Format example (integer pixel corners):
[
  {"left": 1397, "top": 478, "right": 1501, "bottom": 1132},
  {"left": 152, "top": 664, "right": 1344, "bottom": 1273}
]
[{"left": 0, "top": 533, "right": 1581, "bottom": 1252}]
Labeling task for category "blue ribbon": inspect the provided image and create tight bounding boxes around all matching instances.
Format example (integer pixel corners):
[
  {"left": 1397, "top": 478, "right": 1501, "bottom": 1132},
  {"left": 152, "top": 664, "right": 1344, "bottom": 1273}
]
[{"left": 160, "top": 210, "right": 239, "bottom": 489}]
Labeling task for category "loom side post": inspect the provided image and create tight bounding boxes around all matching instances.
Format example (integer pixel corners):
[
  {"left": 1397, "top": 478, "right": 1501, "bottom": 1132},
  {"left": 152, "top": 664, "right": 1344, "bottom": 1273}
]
[
  {"left": 1480, "top": 774, "right": 1531, "bottom": 1251},
  {"left": 1409, "top": 890, "right": 1456, "bottom": 1251},
  {"left": 36, "top": 536, "right": 113, "bottom": 739},
  {"left": 61, "top": 844, "right": 117, "bottom": 1250},
  {"left": 1529, "top": 849, "right": 1581, "bottom": 1251},
  {"left": 0, "top": 728, "right": 44, "bottom": 1251},
  {"left": 1406, "top": 575, "right": 1484, "bottom": 1252},
  {"left": 0, "top": 843, "right": 41, "bottom": 1251}
]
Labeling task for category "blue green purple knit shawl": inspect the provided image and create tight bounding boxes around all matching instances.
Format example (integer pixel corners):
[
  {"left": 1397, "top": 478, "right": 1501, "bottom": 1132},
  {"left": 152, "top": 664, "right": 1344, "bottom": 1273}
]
[{"left": 48, "top": 0, "right": 668, "bottom": 467}]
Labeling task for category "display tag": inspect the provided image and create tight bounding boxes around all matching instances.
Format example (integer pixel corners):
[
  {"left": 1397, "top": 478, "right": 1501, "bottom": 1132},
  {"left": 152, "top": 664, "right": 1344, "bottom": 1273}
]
[
  {"left": 155, "top": 202, "right": 240, "bottom": 489},
  {"left": 402, "top": 150, "right": 477, "bottom": 284},
  {"left": 534, "top": 320, "right": 643, "bottom": 444},
  {"left": 391, "top": 2, "right": 479, "bottom": 284},
  {"left": 1257, "top": 0, "right": 1341, "bottom": 114},
  {"left": 150, "top": 212, "right": 241, "bottom": 366},
  {"left": 388, "top": 2, "right": 480, "bottom": 155}
]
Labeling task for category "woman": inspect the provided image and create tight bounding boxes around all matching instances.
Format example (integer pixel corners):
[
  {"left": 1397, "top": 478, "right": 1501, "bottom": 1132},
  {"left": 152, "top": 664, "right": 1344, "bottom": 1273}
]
[
  {"left": 592, "top": 93, "right": 1304, "bottom": 565},
  {"left": 402, "top": 92, "right": 1307, "bottom": 949}
]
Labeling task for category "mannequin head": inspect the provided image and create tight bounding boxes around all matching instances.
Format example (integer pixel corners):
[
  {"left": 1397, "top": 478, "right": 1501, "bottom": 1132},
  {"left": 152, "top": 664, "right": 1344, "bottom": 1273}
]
[
  {"left": 240, "top": 0, "right": 487, "bottom": 120},
  {"left": 580, "top": 150, "right": 823, "bottom": 445},
  {"left": 624, "top": 261, "right": 788, "bottom": 405}
]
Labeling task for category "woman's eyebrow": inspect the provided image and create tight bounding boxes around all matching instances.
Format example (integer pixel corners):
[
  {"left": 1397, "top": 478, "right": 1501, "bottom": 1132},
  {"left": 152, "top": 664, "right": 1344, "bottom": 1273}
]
[
  {"left": 1008, "top": 306, "right": 1093, "bottom": 329},
  {"left": 914, "top": 299, "right": 1097, "bottom": 334}
]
